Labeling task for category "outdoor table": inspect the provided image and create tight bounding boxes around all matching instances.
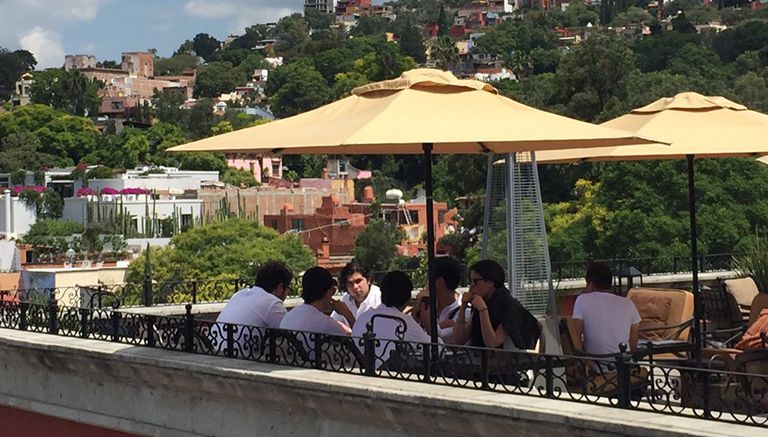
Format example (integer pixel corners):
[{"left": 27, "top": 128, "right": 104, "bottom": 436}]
[{"left": 638, "top": 339, "right": 693, "bottom": 362}]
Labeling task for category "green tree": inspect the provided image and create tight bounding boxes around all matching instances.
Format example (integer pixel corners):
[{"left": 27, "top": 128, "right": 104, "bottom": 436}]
[
  {"left": 613, "top": 6, "right": 653, "bottom": 25},
  {"left": 395, "top": 20, "right": 426, "bottom": 63},
  {"left": 124, "top": 219, "right": 314, "bottom": 285},
  {"left": 192, "top": 33, "right": 221, "bottom": 61},
  {"left": 0, "top": 131, "right": 64, "bottom": 172},
  {"left": 154, "top": 53, "right": 200, "bottom": 76},
  {"left": 554, "top": 33, "right": 637, "bottom": 121},
  {"left": 266, "top": 61, "right": 330, "bottom": 118},
  {"left": 186, "top": 98, "right": 217, "bottom": 139},
  {"left": 304, "top": 9, "right": 335, "bottom": 30},
  {"left": 354, "top": 219, "right": 406, "bottom": 274},
  {"left": 351, "top": 16, "right": 390, "bottom": 36},
  {"left": 314, "top": 48, "right": 356, "bottom": 84},
  {"left": 353, "top": 40, "right": 417, "bottom": 82},
  {"left": 221, "top": 167, "right": 259, "bottom": 187},
  {"left": 30, "top": 69, "right": 102, "bottom": 117},
  {"left": 194, "top": 62, "right": 243, "bottom": 98},
  {"left": 330, "top": 72, "right": 369, "bottom": 100},
  {"left": 733, "top": 72, "right": 768, "bottom": 112},
  {"left": 430, "top": 36, "right": 459, "bottom": 70},
  {"left": 0, "top": 48, "right": 36, "bottom": 100},
  {"left": 273, "top": 13, "right": 311, "bottom": 59},
  {"left": 152, "top": 89, "right": 188, "bottom": 127},
  {"left": 634, "top": 31, "right": 701, "bottom": 72}
]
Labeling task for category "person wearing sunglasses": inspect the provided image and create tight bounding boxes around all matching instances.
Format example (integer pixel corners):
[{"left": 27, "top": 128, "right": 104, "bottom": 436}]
[{"left": 453, "top": 260, "right": 540, "bottom": 350}]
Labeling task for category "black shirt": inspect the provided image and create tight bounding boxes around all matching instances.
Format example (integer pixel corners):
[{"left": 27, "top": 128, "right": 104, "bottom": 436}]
[{"left": 469, "top": 287, "right": 540, "bottom": 350}]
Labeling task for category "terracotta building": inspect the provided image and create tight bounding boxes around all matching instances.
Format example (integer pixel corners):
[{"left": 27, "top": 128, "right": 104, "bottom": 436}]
[{"left": 264, "top": 192, "right": 459, "bottom": 264}]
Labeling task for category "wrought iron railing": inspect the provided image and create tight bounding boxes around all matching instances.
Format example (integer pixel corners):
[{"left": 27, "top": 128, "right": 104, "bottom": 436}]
[
  {"left": 551, "top": 253, "right": 735, "bottom": 282},
  {"left": 0, "top": 277, "right": 304, "bottom": 308},
  {"left": 0, "top": 298, "right": 765, "bottom": 427}
]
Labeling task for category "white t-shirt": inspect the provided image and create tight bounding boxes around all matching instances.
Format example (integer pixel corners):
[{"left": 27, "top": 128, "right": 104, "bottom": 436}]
[
  {"left": 331, "top": 284, "right": 382, "bottom": 327},
  {"left": 280, "top": 304, "right": 347, "bottom": 336},
  {"left": 352, "top": 306, "right": 438, "bottom": 362},
  {"left": 572, "top": 291, "right": 641, "bottom": 355},
  {"left": 216, "top": 286, "right": 286, "bottom": 329}
]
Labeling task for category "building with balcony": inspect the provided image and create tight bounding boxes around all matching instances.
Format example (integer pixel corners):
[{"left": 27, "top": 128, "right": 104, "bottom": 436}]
[{"left": 305, "top": 0, "right": 337, "bottom": 14}]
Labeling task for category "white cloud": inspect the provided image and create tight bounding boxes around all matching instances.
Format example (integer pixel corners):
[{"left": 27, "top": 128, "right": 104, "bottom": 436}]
[
  {"left": 183, "top": 0, "right": 298, "bottom": 33},
  {"left": 184, "top": 0, "right": 237, "bottom": 18},
  {"left": 0, "top": 0, "right": 106, "bottom": 66},
  {"left": 19, "top": 26, "right": 65, "bottom": 68}
]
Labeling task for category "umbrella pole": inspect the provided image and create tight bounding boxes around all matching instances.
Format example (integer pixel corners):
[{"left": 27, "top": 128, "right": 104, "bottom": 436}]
[
  {"left": 423, "top": 143, "right": 439, "bottom": 345},
  {"left": 687, "top": 154, "right": 702, "bottom": 365}
]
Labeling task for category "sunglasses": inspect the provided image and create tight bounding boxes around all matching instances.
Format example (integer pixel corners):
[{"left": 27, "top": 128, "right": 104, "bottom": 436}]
[{"left": 470, "top": 277, "right": 487, "bottom": 286}]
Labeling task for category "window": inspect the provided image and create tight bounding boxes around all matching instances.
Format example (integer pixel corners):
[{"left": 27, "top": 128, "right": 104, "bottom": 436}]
[
  {"left": 181, "top": 214, "right": 193, "bottom": 231},
  {"left": 271, "top": 160, "right": 281, "bottom": 177},
  {"left": 291, "top": 219, "right": 304, "bottom": 231},
  {"left": 270, "top": 219, "right": 278, "bottom": 229},
  {"left": 338, "top": 160, "right": 347, "bottom": 175}
]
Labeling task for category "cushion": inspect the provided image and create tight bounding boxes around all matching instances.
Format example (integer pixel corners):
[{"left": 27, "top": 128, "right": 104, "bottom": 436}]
[
  {"left": 632, "top": 294, "right": 673, "bottom": 340},
  {"left": 725, "top": 277, "right": 760, "bottom": 308}
]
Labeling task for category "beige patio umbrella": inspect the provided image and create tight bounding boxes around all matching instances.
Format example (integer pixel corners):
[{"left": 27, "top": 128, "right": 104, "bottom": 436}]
[
  {"left": 534, "top": 92, "right": 768, "bottom": 361},
  {"left": 168, "top": 68, "right": 659, "bottom": 343}
]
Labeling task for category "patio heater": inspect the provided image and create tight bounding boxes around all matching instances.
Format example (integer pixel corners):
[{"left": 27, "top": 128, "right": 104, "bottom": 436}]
[{"left": 481, "top": 152, "right": 556, "bottom": 317}]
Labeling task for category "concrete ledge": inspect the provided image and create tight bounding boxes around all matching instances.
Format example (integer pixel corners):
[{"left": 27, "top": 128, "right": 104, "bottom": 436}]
[{"left": 0, "top": 329, "right": 759, "bottom": 437}]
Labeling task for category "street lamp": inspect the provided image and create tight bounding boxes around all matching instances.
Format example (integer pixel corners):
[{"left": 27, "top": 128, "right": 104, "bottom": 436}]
[{"left": 616, "top": 264, "right": 643, "bottom": 296}]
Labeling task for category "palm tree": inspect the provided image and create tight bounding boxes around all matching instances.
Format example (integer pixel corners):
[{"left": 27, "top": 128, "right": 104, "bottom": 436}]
[
  {"left": 506, "top": 51, "right": 533, "bottom": 81},
  {"left": 430, "top": 36, "right": 459, "bottom": 71}
]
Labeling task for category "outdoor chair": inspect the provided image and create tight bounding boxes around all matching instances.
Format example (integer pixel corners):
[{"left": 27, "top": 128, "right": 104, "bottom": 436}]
[
  {"left": 683, "top": 333, "right": 768, "bottom": 413},
  {"left": 316, "top": 335, "right": 365, "bottom": 373},
  {"left": 558, "top": 318, "right": 648, "bottom": 398},
  {"left": 724, "top": 277, "right": 760, "bottom": 319},
  {"left": 263, "top": 328, "right": 311, "bottom": 365},
  {"left": 627, "top": 288, "right": 694, "bottom": 360},
  {"left": 701, "top": 283, "right": 747, "bottom": 348}
]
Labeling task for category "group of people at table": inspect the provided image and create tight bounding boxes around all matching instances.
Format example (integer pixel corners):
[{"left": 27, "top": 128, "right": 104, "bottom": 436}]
[{"left": 215, "top": 258, "right": 643, "bottom": 359}]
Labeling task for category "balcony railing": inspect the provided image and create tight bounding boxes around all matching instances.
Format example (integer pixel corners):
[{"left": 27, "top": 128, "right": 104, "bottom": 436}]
[{"left": 0, "top": 298, "right": 765, "bottom": 428}]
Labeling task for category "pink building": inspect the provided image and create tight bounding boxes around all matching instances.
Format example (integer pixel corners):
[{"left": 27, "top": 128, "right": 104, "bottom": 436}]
[{"left": 226, "top": 155, "right": 283, "bottom": 182}]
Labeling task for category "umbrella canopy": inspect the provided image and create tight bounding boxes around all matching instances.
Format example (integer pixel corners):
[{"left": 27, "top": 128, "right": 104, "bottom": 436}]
[
  {"left": 534, "top": 92, "right": 768, "bottom": 163},
  {"left": 168, "top": 68, "right": 660, "bottom": 345},
  {"left": 168, "top": 69, "right": 657, "bottom": 155},
  {"left": 532, "top": 92, "right": 768, "bottom": 365}
]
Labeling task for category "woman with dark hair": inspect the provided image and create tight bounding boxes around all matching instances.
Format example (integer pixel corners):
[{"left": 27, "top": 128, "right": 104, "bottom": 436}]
[{"left": 453, "top": 260, "right": 540, "bottom": 350}]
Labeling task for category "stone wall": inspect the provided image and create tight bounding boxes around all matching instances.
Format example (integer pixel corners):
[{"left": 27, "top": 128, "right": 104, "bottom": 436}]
[{"left": 0, "top": 329, "right": 752, "bottom": 437}]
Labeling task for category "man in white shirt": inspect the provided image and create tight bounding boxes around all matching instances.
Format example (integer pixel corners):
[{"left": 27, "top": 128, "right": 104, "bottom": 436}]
[
  {"left": 214, "top": 262, "right": 293, "bottom": 356},
  {"left": 281, "top": 266, "right": 353, "bottom": 336},
  {"left": 352, "top": 271, "right": 437, "bottom": 363},
  {"left": 572, "top": 262, "right": 641, "bottom": 355},
  {"left": 331, "top": 260, "right": 381, "bottom": 328},
  {"left": 413, "top": 256, "right": 468, "bottom": 343}
]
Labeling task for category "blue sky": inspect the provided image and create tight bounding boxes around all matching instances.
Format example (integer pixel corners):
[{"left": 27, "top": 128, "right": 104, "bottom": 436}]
[{"left": 0, "top": 0, "right": 302, "bottom": 69}]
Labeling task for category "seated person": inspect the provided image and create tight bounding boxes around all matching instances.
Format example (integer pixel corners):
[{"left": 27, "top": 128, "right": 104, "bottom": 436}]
[
  {"left": 413, "top": 256, "right": 468, "bottom": 343},
  {"left": 352, "top": 271, "right": 437, "bottom": 361},
  {"left": 331, "top": 260, "right": 381, "bottom": 328},
  {"left": 572, "top": 262, "right": 641, "bottom": 355},
  {"left": 453, "top": 260, "right": 540, "bottom": 350},
  {"left": 213, "top": 262, "right": 293, "bottom": 354},
  {"left": 280, "top": 266, "right": 353, "bottom": 336},
  {"left": 217, "top": 261, "right": 292, "bottom": 329}
]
